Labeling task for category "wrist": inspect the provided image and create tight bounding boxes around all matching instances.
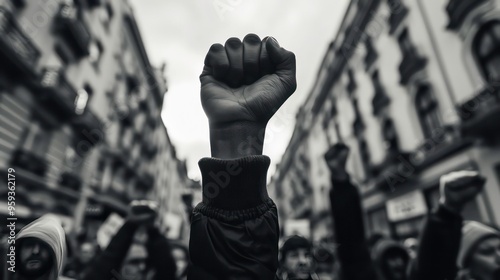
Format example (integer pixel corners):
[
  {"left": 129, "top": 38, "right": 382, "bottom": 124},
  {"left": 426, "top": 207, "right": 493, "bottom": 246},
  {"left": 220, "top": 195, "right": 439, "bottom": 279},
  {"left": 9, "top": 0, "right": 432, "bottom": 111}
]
[
  {"left": 209, "top": 121, "right": 266, "bottom": 159},
  {"left": 439, "top": 199, "right": 463, "bottom": 215}
]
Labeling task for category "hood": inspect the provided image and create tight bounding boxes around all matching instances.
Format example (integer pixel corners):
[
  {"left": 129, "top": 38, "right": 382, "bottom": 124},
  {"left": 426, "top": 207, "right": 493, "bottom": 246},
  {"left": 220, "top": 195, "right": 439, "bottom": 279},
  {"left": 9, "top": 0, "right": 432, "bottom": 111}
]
[
  {"left": 16, "top": 214, "right": 67, "bottom": 280},
  {"left": 458, "top": 221, "right": 500, "bottom": 268},
  {"left": 372, "top": 239, "right": 409, "bottom": 280}
]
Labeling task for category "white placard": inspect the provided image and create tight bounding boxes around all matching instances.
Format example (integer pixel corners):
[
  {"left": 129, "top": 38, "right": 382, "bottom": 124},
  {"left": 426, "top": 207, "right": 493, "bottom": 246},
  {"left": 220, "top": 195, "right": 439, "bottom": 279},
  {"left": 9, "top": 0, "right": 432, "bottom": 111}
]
[
  {"left": 284, "top": 219, "right": 310, "bottom": 239},
  {"left": 386, "top": 191, "right": 428, "bottom": 222},
  {"left": 96, "top": 213, "right": 125, "bottom": 249}
]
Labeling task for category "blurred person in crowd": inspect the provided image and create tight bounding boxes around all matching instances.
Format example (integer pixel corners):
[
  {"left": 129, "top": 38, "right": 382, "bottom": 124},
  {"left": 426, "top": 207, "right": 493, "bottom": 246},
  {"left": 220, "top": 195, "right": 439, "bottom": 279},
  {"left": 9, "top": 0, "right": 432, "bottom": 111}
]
[
  {"left": 277, "top": 235, "right": 319, "bottom": 280},
  {"left": 324, "top": 143, "right": 378, "bottom": 280},
  {"left": 188, "top": 33, "right": 296, "bottom": 279},
  {"left": 63, "top": 241, "right": 100, "bottom": 279},
  {"left": 371, "top": 238, "right": 410, "bottom": 280},
  {"left": 403, "top": 238, "right": 418, "bottom": 260},
  {"left": 169, "top": 241, "right": 190, "bottom": 280},
  {"left": 80, "top": 200, "right": 177, "bottom": 280},
  {"left": 408, "top": 170, "right": 497, "bottom": 280},
  {"left": 9, "top": 214, "right": 71, "bottom": 280},
  {"left": 314, "top": 244, "right": 338, "bottom": 280}
]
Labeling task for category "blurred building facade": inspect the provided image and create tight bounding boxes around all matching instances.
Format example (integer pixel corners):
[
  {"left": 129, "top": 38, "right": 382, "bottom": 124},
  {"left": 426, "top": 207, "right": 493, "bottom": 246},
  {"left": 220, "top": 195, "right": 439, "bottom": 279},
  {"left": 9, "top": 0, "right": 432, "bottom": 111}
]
[
  {"left": 0, "top": 0, "right": 191, "bottom": 241},
  {"left": 270, "top": 0, "right": 500, "bottom": 241}
]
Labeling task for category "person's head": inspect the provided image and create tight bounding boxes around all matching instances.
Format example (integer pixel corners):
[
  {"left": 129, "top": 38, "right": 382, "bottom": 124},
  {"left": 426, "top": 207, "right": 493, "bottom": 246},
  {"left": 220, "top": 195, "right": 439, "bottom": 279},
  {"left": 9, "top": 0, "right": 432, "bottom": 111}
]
[
  {"left": 403, "top": 238, "right": 418, "bottom": 259},
  {"left": 15, "top": 214, "right": 66, "bottom": 280},
  {"left": 280, "top": 235, "right": 314, "bottom": 279},
  {"left": 18, "top": 238, "right": 54, "bottom": 278},
  {"left": 458, "top": 221, "right": 500, "bottom": 280},
  {"left": 78, "top": 241, "right": 98, "bottom": 265},
  {"left": 170, "top": 242, "right": 189, "bottom": 279},
  {"left": 120, "top": 244, "right": 148, "bottom": 280},
  {"left": 372, "top": 239, "right": 409, "bottom": 280}
]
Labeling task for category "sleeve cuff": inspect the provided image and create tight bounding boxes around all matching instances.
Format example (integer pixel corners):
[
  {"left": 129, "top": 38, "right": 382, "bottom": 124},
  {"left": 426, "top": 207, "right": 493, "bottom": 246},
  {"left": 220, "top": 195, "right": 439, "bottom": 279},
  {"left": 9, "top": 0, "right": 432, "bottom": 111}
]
[{"left": 198, "top": 155, "right": 271, "bottom": 210}]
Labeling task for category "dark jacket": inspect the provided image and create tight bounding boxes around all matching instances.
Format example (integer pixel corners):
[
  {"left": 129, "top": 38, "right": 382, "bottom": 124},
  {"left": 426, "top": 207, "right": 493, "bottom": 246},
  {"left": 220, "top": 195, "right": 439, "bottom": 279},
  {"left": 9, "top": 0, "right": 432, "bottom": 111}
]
[
  {"left": 187, "top": 156, "right": 279, "bottom": 280},
  {"left": 329, "top": 176, "right": 378, "bottom": 280},
  {"left": 408, "top": 205, "right": 462, "bottom": 280},
  {"left": 81, "top": 221, "right": 177, "bottom": 280}
]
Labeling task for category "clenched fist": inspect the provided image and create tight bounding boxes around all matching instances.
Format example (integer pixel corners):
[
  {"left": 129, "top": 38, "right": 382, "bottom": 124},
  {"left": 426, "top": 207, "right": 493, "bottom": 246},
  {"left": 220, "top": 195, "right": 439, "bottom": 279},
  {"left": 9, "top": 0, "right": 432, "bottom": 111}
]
[
  {"left": 439, "top": 170, "right": 486, "bottom": 214},
  {"left": 200, "top": 34, "right": 296, "bottom": 158}
]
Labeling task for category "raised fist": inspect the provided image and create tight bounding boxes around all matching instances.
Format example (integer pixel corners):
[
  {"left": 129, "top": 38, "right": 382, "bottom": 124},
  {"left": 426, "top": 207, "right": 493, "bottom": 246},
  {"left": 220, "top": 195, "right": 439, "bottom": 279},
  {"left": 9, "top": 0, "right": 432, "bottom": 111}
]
[
  {"left": 200, "top": 34, "right": 296, "bottom": 127},
  {"left": 127, "top": 200, "right": 158, "bottom": 226},
  {"left": 439, "top": 170, "right": 486, "bottom": 214},
  {"left": 324, "top": 143, "right": 350, "bottom": 180}
]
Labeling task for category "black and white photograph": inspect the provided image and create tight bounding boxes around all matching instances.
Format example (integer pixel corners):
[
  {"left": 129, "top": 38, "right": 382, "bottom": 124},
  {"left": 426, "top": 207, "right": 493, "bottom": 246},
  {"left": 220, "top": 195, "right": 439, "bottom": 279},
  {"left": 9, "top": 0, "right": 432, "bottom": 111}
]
[{"left": 1, "top": 0, "right": 500, "bottom": 279}]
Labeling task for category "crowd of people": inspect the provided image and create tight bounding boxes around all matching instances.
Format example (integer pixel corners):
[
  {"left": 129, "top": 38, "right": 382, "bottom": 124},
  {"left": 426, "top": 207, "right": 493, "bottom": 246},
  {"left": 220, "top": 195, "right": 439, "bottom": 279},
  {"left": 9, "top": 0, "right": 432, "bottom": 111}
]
[{"left": 2, "top": 34, "right": 500, "bottom": 280}]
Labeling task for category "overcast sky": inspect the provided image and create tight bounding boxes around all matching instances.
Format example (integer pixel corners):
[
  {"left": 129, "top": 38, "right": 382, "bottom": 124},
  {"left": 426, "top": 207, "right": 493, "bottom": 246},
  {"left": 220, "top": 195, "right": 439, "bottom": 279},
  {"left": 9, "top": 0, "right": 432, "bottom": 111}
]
[{"left": 129, "top": 0, "right": 349, "bottom": 180}]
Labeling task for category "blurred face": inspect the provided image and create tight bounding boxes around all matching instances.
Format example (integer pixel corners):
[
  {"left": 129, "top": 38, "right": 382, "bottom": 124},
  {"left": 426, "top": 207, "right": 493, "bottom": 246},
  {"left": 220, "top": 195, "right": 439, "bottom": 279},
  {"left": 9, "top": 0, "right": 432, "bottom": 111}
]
[
  {"left": 79, "top": 243, "right": 96, "bottom": 264},
  {"left": 19, "top": 238, "right": 53, "bottom": 277},
  {"left": 283, "top": 248, "right": 313, "bottom": 279},
  {"left": 120, "top": 246, "right": 147, "bottom": 280},
  {"left": 384, "top": 251, "right": 408, "bottom": 280},
  {"left": 172, "top": 248, "right": 188, "bottom": 278},
  {"left": 469, "top": 237, "right": 500, "bottom": 280}
]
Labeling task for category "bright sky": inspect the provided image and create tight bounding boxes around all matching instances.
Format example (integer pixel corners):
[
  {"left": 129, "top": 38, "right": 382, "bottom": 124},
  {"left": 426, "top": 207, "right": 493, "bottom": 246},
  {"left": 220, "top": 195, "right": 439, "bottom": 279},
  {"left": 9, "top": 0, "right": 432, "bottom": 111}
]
[{"left": 129, "top": 0, "right": 349, "bottom": 180}]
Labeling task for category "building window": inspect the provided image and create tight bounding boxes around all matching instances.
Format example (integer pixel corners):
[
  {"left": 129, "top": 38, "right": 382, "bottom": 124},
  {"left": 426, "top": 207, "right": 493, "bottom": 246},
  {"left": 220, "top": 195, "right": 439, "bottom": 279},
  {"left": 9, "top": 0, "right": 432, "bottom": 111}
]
[
  {"left": 347, "top": 69, "right": 357, "bottom": 95},
  {"left": 21, "top": 122, "right": 52, "bottom": 158},
  {"left": 100, "top": 3, "right": 114, "bottom": 29},
  {"left": 382, "top": 118, "right": 399, "bottom": 152},
  {"left": 75, "top": 85, "right": 92, "bottom": 115},
  {"left": 398, "top": 29, "right": 412, "bottom": 55},
  {"left": 359, "top": 138, "right": 371, "bottom": 177},
  {"left": 372, "top": 70, "right": 390, "bottom": 115},
  {"left": 365, "top": 37, "right": 378, "bottom": 70},
  {"left": 415, "top": 84, "right": 440, "bottom": 139},
  {"left": 88, "top": 40, "right": 103, "bottom": 66},
  {"left": 473, "top": 21, "right": 500, "bottom": 83}
]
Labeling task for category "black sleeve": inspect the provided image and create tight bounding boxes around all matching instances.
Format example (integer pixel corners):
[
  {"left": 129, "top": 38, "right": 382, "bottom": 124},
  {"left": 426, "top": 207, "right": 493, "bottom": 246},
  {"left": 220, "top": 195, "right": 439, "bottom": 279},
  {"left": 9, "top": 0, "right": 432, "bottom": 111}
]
[
  {"left": 408, "top": 205, "right": 462, "bottom": 280},
  {"left": 146, "top": 227, "right": 177, "bottom": 280},
  {"left": 187, "top": 156, "right": 279, "bottom": 280},
  {"left": 329, "top": 177, "right": 378, "bottom": 280},
  {"left": 80, "top": 221, "right": 139, "bottom": 280}
]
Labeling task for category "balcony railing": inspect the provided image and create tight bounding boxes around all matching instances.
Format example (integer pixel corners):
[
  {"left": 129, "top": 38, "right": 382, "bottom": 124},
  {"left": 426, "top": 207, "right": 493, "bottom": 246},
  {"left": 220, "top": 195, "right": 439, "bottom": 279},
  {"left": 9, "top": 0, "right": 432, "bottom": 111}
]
[
  {"left": 446, "top": 0, "right": 488, "bottom": 31},
  {"left": 459, "top": 84, "right": 500, "bottom": 139},
  {"left": 398, "top": 48, "right": 427, "bottom": 85},
  {"left": 11, "top": 149, "right": 48, "bottom": 177},
  {"left": 39, "top": 68, "right": 78, "bottom": 119},
  {"left": 55, "top": 4, "right": 91, "bottom": 57},
  {"left": 0, "top": 8, "right": 41, "bottom": 78},
  {"left": 71, "top": 110, "right": 105, "bottom": 146}
]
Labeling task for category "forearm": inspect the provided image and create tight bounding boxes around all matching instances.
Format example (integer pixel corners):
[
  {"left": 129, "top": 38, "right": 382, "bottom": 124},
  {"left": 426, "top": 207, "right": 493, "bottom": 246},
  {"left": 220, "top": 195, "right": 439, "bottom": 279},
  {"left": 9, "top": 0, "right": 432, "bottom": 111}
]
[
  {"left": 329, "top": 177, "right": 376, "bottom": 280},
  {"left": 411, "top": 204, "right": 462, "bottom": 280},
  {"left": 81, "top": 221, "right": 139, "bottom": 280},
  {"left": 188, "top": 156, "right": 279, "bottom": 279},
  {"left": 146, "top": 227, "right": 177, "bottom": 280},
  {"left": 209, "top": 122, "right": 266, "bottom": 159}
]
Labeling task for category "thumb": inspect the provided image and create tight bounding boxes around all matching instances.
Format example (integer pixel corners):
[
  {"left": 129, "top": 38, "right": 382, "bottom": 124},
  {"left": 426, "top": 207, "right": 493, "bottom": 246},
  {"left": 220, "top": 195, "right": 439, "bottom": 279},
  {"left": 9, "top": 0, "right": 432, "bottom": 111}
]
[{"left": 266, "top": 37, "right": 297, "bottom": 92}]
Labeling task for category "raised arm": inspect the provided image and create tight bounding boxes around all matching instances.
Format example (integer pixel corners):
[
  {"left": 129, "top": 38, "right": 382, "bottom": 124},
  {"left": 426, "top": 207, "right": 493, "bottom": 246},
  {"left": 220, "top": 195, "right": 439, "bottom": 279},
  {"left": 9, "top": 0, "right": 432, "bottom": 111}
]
[
  {"left": 187, "top": 34, "right": 296, "bottom": 280},
  {"left": 324, "top": 144, "right": 378, "bottom": 280},
  {"left": 409, "top": 171, "right": 485, "bottom": 280}
]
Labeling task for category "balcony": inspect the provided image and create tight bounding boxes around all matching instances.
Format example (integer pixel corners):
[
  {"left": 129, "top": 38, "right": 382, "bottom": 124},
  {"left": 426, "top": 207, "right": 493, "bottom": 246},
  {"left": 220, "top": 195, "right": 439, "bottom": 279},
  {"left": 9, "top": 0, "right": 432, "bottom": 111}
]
[
  {"left": 388, "top": 4, "right": 408, "bottom": 34},
  {"left": 38, "top": 68, "right": 78, "bottom": 119},
  {"left": 55, "top": 4, "right": 91, "bottom": 57},
  {"left": 446, "top": 0, "right": 488, "bottom": 31},
  {"left": 58, "top": 171, "right": 82, "bottom": 192},
  {"left": 0, "top": 8, "right": 41, "bottom": 78},
  {"left": 459, "top": 85, "right": 500, "bottom": 139},
  {"left": 11, "top": 149, "right": 48, "bottom": 177},
  {"left": 71, "top": 110, "right": 105, "bottom": 146},
  {"left": 399, "top": 49, "right": 427, "bottom": 85}
]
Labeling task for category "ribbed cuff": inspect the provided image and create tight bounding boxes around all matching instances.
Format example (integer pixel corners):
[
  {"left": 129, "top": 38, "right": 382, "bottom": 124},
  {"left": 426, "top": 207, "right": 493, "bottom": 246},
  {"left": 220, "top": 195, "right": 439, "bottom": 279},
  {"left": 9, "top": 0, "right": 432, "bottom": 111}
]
[
  {"left": 434, "top": 204, "right": 463, "bottom": 222},
  {"left": 198, "top": 155, "right": 271, "bottom": 210}
]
